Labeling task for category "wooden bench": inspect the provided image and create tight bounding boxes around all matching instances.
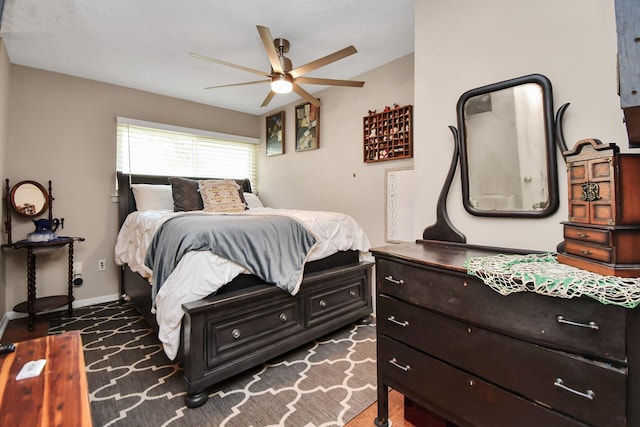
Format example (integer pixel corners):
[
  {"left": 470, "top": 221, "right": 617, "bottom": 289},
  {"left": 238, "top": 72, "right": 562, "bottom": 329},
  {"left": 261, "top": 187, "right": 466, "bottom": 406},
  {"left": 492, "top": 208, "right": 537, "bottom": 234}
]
[{"left": 0, "top": 330, "right": 92, "bottom": 426}]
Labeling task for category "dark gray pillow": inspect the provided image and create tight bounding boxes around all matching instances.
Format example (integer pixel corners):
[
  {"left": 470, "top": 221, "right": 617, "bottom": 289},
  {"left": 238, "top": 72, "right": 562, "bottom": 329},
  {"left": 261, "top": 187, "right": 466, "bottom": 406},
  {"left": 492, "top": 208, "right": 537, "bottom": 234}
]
[{"left": 168, "top": 177, "right": 204, "bottom": 211}]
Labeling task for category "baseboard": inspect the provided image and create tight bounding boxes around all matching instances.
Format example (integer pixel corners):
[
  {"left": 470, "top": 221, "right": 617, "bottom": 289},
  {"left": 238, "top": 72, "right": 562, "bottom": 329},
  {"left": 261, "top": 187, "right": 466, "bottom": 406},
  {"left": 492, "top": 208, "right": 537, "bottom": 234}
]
[{"left": 0, "top": 293, "right": 121, "bottom": 339}]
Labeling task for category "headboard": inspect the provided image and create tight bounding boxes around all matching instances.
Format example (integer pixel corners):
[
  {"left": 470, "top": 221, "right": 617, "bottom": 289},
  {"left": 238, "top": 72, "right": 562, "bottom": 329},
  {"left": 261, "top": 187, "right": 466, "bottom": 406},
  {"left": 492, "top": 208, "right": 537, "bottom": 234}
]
[{"left": 116, "top": 172, "right": 253, "bottom": 226}]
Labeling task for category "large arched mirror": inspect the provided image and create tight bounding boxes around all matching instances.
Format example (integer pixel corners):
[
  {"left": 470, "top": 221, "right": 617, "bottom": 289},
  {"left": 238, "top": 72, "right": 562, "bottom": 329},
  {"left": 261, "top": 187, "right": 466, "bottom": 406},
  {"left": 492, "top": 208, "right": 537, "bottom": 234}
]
[
  {"left": 9, "top": 180, "right": 49, "bottom": 217},
  {"left": 458, "top": 74, "right": 559, "bottom": 217}
]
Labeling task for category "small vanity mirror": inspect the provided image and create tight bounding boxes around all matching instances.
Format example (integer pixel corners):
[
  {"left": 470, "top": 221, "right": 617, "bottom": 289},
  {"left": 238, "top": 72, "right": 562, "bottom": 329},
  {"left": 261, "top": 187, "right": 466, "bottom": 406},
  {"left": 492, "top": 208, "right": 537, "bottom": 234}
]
[
  {"left": 9, "top": 180, "right": 49, "bottom": 217},
  {"left": 458, "top": 74, "right": 559, "bottom": 217}
]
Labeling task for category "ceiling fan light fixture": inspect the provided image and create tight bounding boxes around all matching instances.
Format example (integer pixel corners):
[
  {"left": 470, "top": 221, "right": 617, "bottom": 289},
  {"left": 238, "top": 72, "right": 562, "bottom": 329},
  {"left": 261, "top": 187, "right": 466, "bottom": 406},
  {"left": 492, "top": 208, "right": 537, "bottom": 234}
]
[{"left": 271, "top": 74, "right": 293, "bottom": 94}]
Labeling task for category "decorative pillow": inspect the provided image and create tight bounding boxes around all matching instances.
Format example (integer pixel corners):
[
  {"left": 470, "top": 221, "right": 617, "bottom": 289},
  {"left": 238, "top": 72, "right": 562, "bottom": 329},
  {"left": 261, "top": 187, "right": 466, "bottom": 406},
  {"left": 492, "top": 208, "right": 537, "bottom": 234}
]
[
  {"left": 199, "top": 179, "right": 247, "bottom": 213},
  {"left": 244, "top": 192, "right": 264, "bottom": 209},
  {"left": 168, "top": 177, "right": 203, "bottom": 211},
  {"left": 130, "top": 184, "right": 173, "bottom": 211}
]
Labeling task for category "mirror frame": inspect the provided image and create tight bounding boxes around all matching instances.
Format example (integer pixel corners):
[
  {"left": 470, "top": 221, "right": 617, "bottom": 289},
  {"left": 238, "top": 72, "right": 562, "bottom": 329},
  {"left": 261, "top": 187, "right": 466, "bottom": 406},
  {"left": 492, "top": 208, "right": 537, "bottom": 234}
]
[
  {"left": 457, "top": 73, "right": 559, "bottom": 218},
  {"left": 9, "top": 180, "right": 49, "bottom": 218}
]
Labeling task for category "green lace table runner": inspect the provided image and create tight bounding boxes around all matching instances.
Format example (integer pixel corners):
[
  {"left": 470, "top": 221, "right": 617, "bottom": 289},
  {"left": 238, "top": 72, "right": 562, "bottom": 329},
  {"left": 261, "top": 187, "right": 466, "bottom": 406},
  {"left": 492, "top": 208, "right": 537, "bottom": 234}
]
[{"left": 464, "top": 253, "right": 640, "bottom": 308}]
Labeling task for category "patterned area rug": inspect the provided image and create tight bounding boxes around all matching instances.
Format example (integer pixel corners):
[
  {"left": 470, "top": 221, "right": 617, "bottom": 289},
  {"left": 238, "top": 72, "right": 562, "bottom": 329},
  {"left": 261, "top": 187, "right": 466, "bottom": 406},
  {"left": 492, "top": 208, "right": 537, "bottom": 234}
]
[{"left": 49, "top": 301, "right": 377, "bottom": 427}]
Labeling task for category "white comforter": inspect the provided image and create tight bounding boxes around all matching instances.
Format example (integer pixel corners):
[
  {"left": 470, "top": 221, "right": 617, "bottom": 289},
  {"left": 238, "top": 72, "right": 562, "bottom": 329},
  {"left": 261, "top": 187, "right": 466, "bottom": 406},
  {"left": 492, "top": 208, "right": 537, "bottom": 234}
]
[{"left": 114, "top": 207, "right": 372, "bottom": 360}]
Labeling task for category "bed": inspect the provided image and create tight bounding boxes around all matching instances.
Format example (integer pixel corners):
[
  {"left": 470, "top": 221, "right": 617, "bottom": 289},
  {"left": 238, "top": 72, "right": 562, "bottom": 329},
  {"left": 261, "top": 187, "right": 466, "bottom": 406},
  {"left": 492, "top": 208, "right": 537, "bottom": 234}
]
[{"left": 114, "top": 172, "right": 374, "bottom": 408}]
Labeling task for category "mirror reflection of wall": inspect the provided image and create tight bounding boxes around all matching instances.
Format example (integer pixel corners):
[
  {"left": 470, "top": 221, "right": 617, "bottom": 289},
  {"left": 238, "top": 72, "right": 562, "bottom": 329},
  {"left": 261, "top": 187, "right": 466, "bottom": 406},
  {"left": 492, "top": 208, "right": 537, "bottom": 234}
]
[
  {"left": 10, "top": 180, "right": 49, "bottom": 218},
  {"left": 4, "top": 179, "right": 52, "bottom": 244},
  {"left": 465, "top": 83, "right": 547, "bottom": 210},
  {"left": 13, "top": 183, "right": 47, "bottom": 216},
  {"left": 458, "top": 74, "right": 558, "bottom": 217}
]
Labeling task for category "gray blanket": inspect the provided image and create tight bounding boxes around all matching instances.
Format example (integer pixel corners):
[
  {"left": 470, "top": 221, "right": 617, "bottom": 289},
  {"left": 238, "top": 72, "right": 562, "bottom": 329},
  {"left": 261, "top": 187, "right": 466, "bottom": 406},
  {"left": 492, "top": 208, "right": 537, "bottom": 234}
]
[{"left": 144, "top": 213, "right": 317, "bottom": 298}]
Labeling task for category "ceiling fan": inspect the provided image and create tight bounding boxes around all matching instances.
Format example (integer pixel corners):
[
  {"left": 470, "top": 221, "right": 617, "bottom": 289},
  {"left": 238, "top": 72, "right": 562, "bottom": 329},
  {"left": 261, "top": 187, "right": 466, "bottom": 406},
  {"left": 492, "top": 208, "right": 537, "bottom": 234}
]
[{"left": 190, "top": 25, "right": 365, "bottom": 108}]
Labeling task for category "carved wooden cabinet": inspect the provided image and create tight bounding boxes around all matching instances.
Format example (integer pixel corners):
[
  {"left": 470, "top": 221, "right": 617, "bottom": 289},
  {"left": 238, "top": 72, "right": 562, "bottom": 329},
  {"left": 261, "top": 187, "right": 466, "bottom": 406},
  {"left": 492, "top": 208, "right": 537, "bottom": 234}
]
[
  {"left": 557, "top": 138, "right": 640, "bottom": 276},
  {"left": 363, "top": 105, "right": 413, "bottom": 162},
  {"left": 371, "top": 241, "right": 640, "bottom": 427}
]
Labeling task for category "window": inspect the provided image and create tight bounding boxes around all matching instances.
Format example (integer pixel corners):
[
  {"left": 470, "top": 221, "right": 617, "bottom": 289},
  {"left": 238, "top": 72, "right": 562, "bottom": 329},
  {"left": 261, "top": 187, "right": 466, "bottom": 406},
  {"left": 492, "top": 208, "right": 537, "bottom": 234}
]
[{"left": 116, "top": 117, "right": 259, "bottom": 189}]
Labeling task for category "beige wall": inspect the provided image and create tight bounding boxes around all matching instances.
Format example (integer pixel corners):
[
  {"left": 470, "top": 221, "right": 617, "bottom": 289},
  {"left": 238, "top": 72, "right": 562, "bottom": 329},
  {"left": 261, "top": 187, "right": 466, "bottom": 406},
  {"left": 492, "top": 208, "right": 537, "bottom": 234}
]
[
  {"left": 0, "top": 38, "right": 10, "bottom": 314},
  {"left": 4, "top": 66, "right": 259, "bottom": 313},
  {"left": 414, "top": 0, "right": 628, "bottom": 251},
  {"left": 258, "top": 54, "right": 414, "bottom": 248}
]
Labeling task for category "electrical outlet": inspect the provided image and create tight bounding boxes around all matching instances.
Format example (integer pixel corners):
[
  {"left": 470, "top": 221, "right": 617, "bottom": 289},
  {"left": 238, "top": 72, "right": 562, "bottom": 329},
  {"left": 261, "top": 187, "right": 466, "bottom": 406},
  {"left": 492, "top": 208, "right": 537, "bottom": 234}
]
[
  {"left": 73, "top": 262, "right": 82, "bottom": 276},
  {"left": 98, "top": 259, "right": 106, "bottom": 271}
]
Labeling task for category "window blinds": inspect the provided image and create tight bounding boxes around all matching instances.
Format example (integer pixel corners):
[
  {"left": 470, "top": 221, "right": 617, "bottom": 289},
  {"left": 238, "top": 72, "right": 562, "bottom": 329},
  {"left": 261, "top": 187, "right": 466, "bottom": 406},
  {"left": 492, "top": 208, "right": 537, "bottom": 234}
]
[{"left": 116, "top": 117, "right": 259, "bottom": 189}]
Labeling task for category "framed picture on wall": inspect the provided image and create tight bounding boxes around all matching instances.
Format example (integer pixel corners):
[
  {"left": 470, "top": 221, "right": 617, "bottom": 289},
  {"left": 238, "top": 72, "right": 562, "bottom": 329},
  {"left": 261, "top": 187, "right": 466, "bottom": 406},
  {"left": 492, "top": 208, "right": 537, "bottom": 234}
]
[
  {"left": 266, "top": 111, "right": 285, "bottom": 156},
  {"left": 295, "top": 101, "right": 320, "bottom": 151}
]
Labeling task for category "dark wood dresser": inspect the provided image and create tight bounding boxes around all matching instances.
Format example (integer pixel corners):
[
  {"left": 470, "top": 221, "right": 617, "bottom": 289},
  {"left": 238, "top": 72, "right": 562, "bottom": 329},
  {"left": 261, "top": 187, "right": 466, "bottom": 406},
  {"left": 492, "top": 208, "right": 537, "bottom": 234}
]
[{"left": 371, "top": 241, "right": 640, "bottom": 427}]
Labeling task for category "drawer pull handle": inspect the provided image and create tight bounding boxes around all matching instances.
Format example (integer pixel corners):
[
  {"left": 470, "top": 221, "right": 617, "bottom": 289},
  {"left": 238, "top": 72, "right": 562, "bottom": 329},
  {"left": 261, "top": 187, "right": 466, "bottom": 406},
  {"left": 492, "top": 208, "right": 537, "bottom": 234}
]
[
  {"left": 577, "top": 232, "right": 589, "bottom": 238},
  {"left": 349, "top": 290, "right": 356, "bottom": 297},
  {"left": 389, "top": 358, "right": 410, "bottom": 372},
  {"left": 319, "top": 300, "right": 327, "bottom": 308},
  {"left": 279, "top": 313, "right": 288, "bottom": 322},
  {"left": 556, "top": 315, "right": 599, "bottom": 330},
  {"left": 579, "top": 249, "right": 593, "bottom": 255},
  {"left": 554, "top": 378, "right": 595, "bottom": 400},
  {"left": 231, "top": 328, "right": 241, "bottom": 339},
  {"left": 384, "top": 275, "right": 404, "bottom": 285},
  {"left": 387, "top": 315, "right": 409, "bottom": 327}
]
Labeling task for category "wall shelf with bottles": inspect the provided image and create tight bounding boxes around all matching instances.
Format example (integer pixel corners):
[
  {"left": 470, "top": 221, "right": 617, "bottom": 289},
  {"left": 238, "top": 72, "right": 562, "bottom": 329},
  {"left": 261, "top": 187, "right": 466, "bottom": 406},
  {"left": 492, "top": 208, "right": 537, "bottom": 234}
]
[{"left": 363, "top": 104, "right": 413, "bottom": 163}]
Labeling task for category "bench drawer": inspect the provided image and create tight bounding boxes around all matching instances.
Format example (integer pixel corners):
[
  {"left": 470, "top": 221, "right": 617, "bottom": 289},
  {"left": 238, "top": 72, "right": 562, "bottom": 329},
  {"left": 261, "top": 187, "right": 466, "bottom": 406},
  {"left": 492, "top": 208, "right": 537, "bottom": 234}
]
[{"left": 306, "top": 275, "right": 368, "bottom": 327}]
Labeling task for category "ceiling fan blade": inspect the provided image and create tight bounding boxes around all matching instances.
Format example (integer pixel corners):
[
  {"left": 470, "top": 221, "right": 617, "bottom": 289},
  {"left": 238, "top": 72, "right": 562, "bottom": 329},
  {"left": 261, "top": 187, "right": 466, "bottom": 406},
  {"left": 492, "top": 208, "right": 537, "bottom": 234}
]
[
  {"left": 295, "top": 77, "right": 365, "bottom": 87},
  {"left": 261, "top": 91, "right": 276, "bottom": 108},
  {"left": 289, "top": 46, "right": 357, "bottom": 79},
  {"left": 190, "top": 52, "right": 270, "bottom": 77},
  {"left": 256, "top": 25, "right": 284, "bottom": 74},
  {"left": 292, "top": 83, "right": 321, "bottom": 107},
  {"left": 205, "top": 80, "right": 269, "bottom": 90}
]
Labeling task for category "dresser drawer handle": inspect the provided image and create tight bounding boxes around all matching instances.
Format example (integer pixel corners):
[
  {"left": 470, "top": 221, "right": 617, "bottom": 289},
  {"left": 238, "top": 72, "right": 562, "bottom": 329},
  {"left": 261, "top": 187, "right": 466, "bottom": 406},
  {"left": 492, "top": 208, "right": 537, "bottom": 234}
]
[
  {"left": 556, "top": 315, "right": 599, "bottom": 330},
  {"left": 384, "top": 275, "right": 404, "bottom": 285},
  {"left": 279, "top": 313, "right": 288, "bottom": 322},
  {"left": 387, "top": 315, "right": 409, "bottom": 327},
  {"left": 231, "top": 328, "right": 241, "bottom": 339},
  {"left": 554, "top": 378, "right": 595, "bottom": 400},
  {"left": 319, "top": 300, "right": 327, "bottom": 308},
  {"left": 579, "top": 249, "right": 593, "bottom": 255},
  {"left": 577, "top": 232, "right": 589, "bottom": 238},
  {"left": 389, "top": 358, "right": 410, "bottom": 372}
]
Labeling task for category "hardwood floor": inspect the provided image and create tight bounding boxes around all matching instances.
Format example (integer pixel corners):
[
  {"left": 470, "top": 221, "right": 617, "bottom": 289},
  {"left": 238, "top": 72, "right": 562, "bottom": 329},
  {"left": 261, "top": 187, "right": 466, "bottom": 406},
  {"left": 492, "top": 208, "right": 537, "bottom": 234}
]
[
  {"left": 1, "top": 314, "right": 51, "bottom": 343},
  {"left": 345, "top": 390, "right": 417, "bottom": 427}
]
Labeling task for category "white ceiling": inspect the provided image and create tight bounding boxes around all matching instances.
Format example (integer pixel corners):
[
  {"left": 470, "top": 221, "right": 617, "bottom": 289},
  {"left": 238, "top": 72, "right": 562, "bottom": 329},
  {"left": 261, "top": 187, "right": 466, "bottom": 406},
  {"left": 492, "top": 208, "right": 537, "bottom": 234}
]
[{"left": 0, "top": 0, "right": 414, "bottom": 115}]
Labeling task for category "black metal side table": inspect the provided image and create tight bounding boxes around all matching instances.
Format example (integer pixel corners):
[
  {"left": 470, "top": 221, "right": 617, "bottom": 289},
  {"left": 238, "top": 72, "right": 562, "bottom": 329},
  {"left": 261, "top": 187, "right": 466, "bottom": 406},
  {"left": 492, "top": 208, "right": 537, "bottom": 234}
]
[{"left": 2, "top": 236, "right": 85, "bottom": 330}]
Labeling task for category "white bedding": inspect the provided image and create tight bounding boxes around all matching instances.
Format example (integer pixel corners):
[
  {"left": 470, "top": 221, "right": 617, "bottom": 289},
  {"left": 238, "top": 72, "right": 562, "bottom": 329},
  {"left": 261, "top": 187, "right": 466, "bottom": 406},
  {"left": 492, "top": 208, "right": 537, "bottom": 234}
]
[{"left": 114, "top": 207, "right": 372, "bottom": 360}]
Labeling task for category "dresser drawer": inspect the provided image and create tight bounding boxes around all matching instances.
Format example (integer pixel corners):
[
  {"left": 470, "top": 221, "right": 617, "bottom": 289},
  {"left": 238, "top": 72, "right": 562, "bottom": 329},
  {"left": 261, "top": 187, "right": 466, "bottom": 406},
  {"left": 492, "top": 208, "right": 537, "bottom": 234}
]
[
  {"left": 565, "top": 239, "right": 613, "bottom": 263},
  {"left": 378, "top": 295, "right": 627, "bottom": 427},
  {"left": 564, "top": 224, "right": 611, "bottom": 245},
  {"left": 376, "top": 259, "right": 626, "bottom": 361},
  {"left": 564, "top": 225, "right": 640, "bottom": 264},
  {"left": 378, "top": 336, "right": 590, "bottom": 427}
]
